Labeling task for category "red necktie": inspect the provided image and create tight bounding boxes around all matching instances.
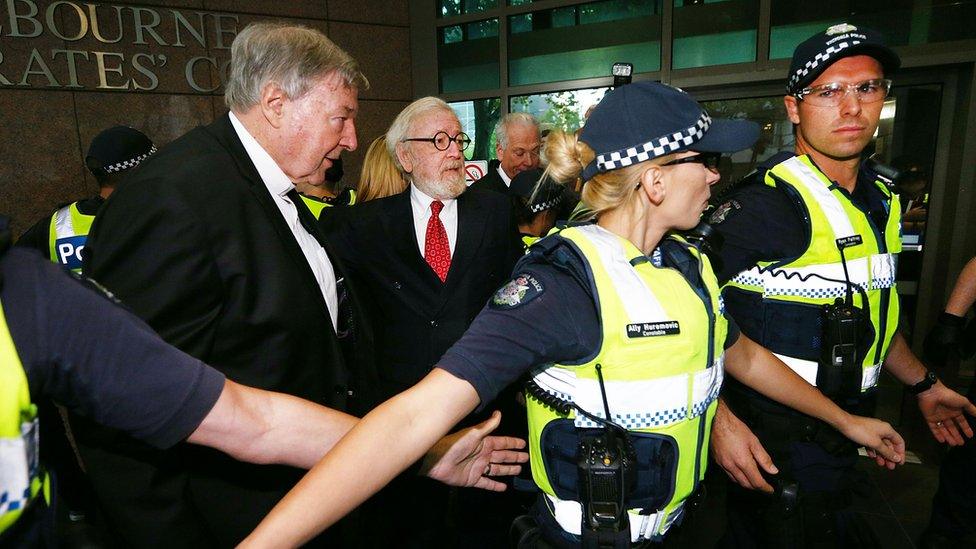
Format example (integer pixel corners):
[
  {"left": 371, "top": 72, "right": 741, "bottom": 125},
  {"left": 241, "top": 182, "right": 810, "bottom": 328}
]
[{"left": 425, "top": 200, "right": 451, "bottom": 282}]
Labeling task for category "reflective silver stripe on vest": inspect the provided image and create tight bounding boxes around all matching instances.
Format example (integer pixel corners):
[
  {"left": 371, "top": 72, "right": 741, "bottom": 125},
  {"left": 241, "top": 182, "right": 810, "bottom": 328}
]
[
  {"left": 0, "top": 418, "right": 39, "bottom": 517},
  {"left": 52, "top": 205, "right": 75, "bottom": 240},
  {"left": 731, "top": 253, "right": 897, "bottom": 299},
  {"left": 530, "top": 225, "right": 724, "bottom": 430},
  {"left": 778, "top": 157, "right": 857, "bottom": 240},
  {"left": 546, "top": 494, "right": 686, "bottom": 541},
  {"left": 773, "top": 353, "right": 882, "bottom": 391}
]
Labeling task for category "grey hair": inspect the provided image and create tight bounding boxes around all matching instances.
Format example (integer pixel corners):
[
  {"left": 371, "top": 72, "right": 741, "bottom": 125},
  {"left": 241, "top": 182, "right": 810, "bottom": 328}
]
[
  {"left": 224, "top": 22, "right": 369, "bottom": 112},
  {"left": 494, "top": 112, "right": 540, "bottom": 150},
  {"left": 386, "top": 96, "right": 456, "bottom": 175}
]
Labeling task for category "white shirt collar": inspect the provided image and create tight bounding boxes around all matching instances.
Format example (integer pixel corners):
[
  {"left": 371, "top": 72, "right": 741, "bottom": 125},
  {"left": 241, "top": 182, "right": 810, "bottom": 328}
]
[
  {"left": 410, "top": 182, "right": 457, "bottom": 211},
  {"left": 497, "top": 164, "right": 512, "bottom": 186},
  {"left": 229, "top": 112, "right": 295, "bottom": 198}
]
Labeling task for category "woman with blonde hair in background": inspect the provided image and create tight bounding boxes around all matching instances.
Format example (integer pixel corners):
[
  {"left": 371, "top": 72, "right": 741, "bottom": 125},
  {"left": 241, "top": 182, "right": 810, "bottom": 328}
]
[
  {"left": 242, "top": 82, "right": 905, "bottom": 549},
  {"left": 357, "top": 135, "right": 408, "bottom": 202}
]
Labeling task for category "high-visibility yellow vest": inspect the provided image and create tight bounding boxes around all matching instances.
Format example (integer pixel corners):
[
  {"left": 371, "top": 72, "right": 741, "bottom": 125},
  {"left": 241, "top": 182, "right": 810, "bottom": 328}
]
[
  {"left": 301, "top": 189, "right": 358, "bottom": 219},
  {"left": 726, "top": 155, "right": 901, "bottom": 392},
  {"left": 0, "top": 299, "right": 48, "bottom": 535},
  {"left": 47, "top": 202, "right": 95, "bottom": 273},
  {"left": 526, "top": 225, "right": 726, "bottom": 542}
]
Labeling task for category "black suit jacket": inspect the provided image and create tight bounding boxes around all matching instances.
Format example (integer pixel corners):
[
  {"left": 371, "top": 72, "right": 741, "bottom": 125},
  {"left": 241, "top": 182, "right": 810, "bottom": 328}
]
[
  {"left": 81, "top": 114, "right": 375, "bottom": 547},
  {"left": 469, "top": 159, "right": 511, "bottom": 196},
  {"left": 322, "top": 186, "right": 520, "bottom": 403}
]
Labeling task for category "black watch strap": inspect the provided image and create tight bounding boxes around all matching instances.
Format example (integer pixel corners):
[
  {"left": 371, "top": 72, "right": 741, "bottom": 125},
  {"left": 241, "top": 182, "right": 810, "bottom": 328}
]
[{"left": 910, "top": 370, "right": 938, "bottom": 395}]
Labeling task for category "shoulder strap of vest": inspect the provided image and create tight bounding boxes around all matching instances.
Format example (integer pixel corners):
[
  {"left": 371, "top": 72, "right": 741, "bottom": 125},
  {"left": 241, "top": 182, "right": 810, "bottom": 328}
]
[
  {"left": 519, "top": 231, "right": 591, "bottom": 290},
  {"left": 658, "top": 237, "right": 707, "bottom": 292}
]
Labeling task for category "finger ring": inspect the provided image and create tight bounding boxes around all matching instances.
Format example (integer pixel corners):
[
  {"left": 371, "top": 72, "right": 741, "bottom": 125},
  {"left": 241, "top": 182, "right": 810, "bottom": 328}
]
[{"left": 937, "top": 421, "right": 944, "bottom": 427}]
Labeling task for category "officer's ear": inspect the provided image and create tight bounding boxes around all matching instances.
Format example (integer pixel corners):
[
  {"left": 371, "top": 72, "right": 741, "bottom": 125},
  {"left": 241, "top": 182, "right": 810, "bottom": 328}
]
[
  {"left": 260, "top": 82, "right": 287, "bottom": 129},
  {"left": 638, "top": 165, "right": 666, "bottom": 206},
  {"left": 784, "top": 95, "right": 801, "bottom": 125}
]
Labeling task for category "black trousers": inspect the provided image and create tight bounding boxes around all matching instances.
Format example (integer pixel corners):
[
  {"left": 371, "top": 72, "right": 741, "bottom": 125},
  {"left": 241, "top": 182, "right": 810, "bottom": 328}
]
[{"left": 921, "top": 377, "right": 976, "bottom": 547}]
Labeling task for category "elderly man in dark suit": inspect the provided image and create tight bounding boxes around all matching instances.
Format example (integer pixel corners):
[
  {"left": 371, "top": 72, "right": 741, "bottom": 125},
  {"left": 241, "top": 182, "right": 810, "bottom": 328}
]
[
  {"left": 79, "top": 24, "right": 524, "bottom": 548},
  {"left": 322, "top": 97, "right": 523, "bottom": 547},
  {"left": 470, "top": 112, "right": 541, "bottom": 196}
]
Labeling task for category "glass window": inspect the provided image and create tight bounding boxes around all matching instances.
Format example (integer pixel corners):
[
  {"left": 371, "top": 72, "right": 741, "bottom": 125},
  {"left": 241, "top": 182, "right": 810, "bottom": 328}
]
[
  {"left": 769, "top": 2, "right": 976, "bottom": 59},
  {"left": 508, "top": 0, "right": 661, "bottom": 87},
  {"left": 510, "top": 86, "right": 611, "bottom": 133},
  {"left": 439, "top": 19, "right": 500, "bottom": 93},
  {"left": 449, "top": 98, "right": 502, "bottom": 161},
  {"left": 672, "top": 0, "right": 758, "bottom": 69},
  {"left": 700, "top": 95, "right": 792, "bottom": 192},
  {"left": 439, "top": 0, "right": 499, "bottom": 18}
]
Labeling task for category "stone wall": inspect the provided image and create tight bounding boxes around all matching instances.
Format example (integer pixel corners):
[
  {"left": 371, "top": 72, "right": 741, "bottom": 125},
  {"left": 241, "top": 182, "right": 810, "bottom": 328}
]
[{"left": 0, "top": 0, "right": 412, "bottom": 237}]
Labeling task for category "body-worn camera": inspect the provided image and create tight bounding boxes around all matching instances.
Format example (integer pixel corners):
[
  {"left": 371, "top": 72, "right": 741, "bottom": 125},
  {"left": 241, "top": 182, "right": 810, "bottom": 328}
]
[
  {"left": 818, "top": 298, "right": 866, "bottom": 399},
  {"left": 578, "top": 429, "right": 637, "bottom": 538}
]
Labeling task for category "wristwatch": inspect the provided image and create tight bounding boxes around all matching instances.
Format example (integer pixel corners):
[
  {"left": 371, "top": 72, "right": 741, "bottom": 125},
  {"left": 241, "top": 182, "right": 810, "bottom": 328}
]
[{"left": 910, "top": 370, "right": 938, "bottom": 395}]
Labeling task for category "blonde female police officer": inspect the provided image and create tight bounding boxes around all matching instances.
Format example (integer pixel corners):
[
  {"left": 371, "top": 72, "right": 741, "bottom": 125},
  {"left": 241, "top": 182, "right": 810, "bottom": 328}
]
[{"left": 240, "top": 82, "right": 905, "bottom": 549}]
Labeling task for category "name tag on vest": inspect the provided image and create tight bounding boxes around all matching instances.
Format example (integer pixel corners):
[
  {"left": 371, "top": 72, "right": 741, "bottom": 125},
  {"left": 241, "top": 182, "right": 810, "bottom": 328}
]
[
  {"left": 626, "top": 321, "right": 680, "bottom": 338},
  {"left": 55, "top": 235, "right": 87, "bottom": 270},
  {"left": 835, "top": 235, "right": 863, "bottom": 249}
]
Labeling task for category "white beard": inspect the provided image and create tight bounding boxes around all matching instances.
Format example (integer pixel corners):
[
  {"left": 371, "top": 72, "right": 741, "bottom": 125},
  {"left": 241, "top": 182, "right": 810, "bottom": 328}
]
[{"left": 412, "top": 172, "right": 467, "bottom": 200}]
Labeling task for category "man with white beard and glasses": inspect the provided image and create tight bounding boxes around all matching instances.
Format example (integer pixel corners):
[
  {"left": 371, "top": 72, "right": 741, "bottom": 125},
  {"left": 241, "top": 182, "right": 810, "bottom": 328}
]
[{"left": 321, "top": 97, "right": 523, "bottom": 547}]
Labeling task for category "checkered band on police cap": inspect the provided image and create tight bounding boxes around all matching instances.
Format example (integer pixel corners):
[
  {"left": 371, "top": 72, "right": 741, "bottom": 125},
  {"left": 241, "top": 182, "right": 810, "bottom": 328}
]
[
  {"left": 579, "top": 82, "right": 758, "bottom": 182},
  {"left": 594, "top": 112, "right": 711, "bottom": 174},
  {"left": 86, "top": 126, "right": 156, "bottom": 176},
  {"left": 104, "top": 145, "right": 157, "bottom": 173},
  {"left": 786, "top": 23, "right": 900, "bottom": 95}
]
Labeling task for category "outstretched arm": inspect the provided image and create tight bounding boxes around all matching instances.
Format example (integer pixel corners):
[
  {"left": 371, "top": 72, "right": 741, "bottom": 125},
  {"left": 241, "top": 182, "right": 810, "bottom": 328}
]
[
  {"left": 189, "top": 378, "right": 525, "bottom": 486},
  {"left": 725, "top": 335, "right": 904, "bottom": 467},
  {"left": 239, "top": 368, "right": 480, "bottom": 548}
]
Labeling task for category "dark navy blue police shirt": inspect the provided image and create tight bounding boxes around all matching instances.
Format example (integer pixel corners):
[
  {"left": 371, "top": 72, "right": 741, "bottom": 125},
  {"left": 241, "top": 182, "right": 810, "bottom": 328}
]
[
  {"left": 710, "top": 152, "right": 893, "bottom": 284},
  {"left": 438, "top": 244, "right": 740, "bottom": 411},
  {"left": 2, "top": 247, "right": 224, "bottom": 449}
]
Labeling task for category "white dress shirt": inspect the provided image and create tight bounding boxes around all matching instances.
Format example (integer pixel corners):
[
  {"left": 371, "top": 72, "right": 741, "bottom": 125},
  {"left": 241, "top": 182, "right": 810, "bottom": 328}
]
[
  {"left": 410, "top": 183, "right": 458, "bottom": 257},
  {"left": 229, "top": 112, "right": 338, "bottom": 330},
  {"left": 497, "top": 164, "right": 512, "bottom": 187}
]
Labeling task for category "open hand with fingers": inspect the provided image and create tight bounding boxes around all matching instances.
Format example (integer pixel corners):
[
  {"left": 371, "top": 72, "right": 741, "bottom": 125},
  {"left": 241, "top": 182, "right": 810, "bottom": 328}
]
[
  {"left": 420, "top": 410, "right": 529, "bottom": 491},
  {"left": 917, "top": 382, "right": 976, "bottom": 446}
]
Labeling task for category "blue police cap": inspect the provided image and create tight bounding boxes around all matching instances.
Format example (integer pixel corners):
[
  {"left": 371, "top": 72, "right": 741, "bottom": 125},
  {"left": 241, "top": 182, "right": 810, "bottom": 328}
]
[
  {"left": 580, "top": 82, "right": 758, "bottom": 182},
  {"left": 787, "top": 23, "right": 900, "bottom": 95}
]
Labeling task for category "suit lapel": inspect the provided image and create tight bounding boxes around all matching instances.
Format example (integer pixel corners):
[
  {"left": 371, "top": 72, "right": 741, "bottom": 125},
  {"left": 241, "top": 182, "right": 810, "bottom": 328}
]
[
  {"left": 436, "top": 190, "right": 488, "bottom": 311},
  {"left": 213, "top": 114, "right": 336, "bottom": 331},
  {"left": 386, "top": 190, "right": 443, "bottom": 290}
]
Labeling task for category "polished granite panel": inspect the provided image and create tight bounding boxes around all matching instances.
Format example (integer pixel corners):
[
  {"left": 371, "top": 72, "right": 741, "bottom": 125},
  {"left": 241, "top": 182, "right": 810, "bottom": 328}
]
[
  {"left": 2, "top": 89, "right": 89, "bottom": 238},
  {"left": 72, "top": 92, "right": 214, "bottom": 188},
  {"left": 202, "top": 0, "right": 328, "bottom": 19},
  {"left": 328, "top": 0, "right": 409, "bottom": 27},
  {"left": 327, "top": 22, "right": 412, "bottom": 102}
]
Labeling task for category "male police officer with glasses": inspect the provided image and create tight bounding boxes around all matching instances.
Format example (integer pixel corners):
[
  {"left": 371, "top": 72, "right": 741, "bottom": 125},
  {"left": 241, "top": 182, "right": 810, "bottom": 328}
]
[{"left": 705, "top": 24, "right": 976, "bottom": 547}]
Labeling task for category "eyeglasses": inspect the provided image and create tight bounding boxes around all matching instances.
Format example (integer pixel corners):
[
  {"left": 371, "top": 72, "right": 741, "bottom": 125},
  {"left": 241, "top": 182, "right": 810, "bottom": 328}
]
[
  {"left": 663, "top": 152, "right": 722, "bottom": 173},
  {"left": 794, "top": 78, "right": 892, "bottom": 107},
  {"left": 402, "top": 131, "right": 471, "bottom": 152}
]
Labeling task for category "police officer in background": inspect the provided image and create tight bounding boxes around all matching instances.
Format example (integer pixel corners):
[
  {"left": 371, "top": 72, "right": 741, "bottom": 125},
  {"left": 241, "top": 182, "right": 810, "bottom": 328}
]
[
  {"left": 706, "top": 24, "right": 976, "bottom": 547},
  {"left": 509, "top": 167, "right": 564, "bottom": 249},
  {"left": 16, "top": 126, "right": 156, "bottom": 272},
  {"left": 295, "top": 157, "right": 358, "bottom": 219}
]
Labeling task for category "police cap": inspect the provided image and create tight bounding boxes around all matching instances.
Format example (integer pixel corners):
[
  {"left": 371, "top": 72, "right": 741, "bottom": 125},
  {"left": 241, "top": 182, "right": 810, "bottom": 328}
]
[
  {"left": 787, "top": 23, "right": 901, "bottom": 95},
  {"left": 85, "top": 126, "right": 156, "bottom": 176}
]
